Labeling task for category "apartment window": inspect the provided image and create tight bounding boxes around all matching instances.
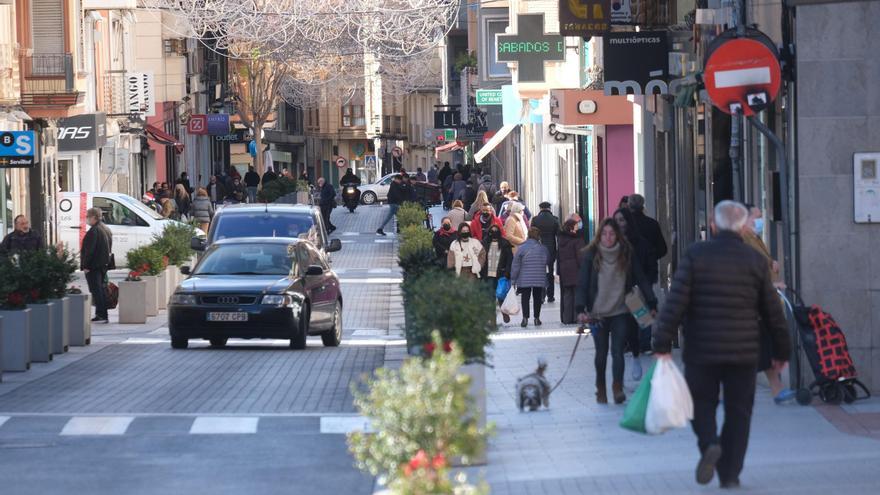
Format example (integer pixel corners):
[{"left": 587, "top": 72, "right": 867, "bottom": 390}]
[
  {"left": 341, "top": 105, "right": 365, "bottom": 127},
  {"left": 484, "top": 18, "right": 511, "bottom": 79}
]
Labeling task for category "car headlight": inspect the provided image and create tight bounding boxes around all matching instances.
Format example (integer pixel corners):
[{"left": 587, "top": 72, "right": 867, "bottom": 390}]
[
  {"left": 170, "top": 294, "right": 197, "bottom": 305},
  {"left": 261, "top": 294, "right": 293, "bottom": 306}
]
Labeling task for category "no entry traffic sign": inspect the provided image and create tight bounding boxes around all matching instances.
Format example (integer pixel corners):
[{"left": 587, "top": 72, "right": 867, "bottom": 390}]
[{"left": 704, "top": 30, "right": 781, "bottom": 116}]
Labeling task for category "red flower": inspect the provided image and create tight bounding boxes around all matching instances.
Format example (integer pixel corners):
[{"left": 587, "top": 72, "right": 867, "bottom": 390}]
[
  {"left": 402, "top": 464, "right": 414, "bottom": 477},
  {"left": 162, "top": 256, "right": 170, "bottom": 267},
  {"left": 7, "top": 292, "right": 24, "bottom": 307},
  {"left": 408, "top": 450, "right": 429, "bottom": 471},
  {"left": 140, "top": 264, "right": 150, "bottom": 272},
  {"left": 30, "top": 288, "right": 41, "bottom": 301},
  {"left": 442, "top": 341, "right": 453, "bottom": 353},
  {"left": 423, "top": 342, "right": 436, "bottom": 355},
  {"left": 431, "top": 453, "right": 446, "bottom": 469}
]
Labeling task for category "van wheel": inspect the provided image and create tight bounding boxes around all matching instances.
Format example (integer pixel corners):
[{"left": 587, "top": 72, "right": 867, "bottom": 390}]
[
  {"left": 290, "top": 306, "right": 308, "bottom": 350},
  {"left": 209, "top": 338, "right": 228, "bottom": 348},
  {"left": 171, "top": 337, "right": 188, "bottom": 349},
  {"left": 322, "top": 302, "right": 342, "bottom": 347}
]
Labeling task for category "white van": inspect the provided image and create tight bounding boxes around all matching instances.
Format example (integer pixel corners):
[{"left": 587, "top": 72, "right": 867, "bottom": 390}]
[{"left": 57, "top": 192, "right": 199, "bottom": 266}]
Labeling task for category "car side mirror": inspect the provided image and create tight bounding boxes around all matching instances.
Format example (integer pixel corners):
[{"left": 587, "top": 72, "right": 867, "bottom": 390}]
[
  {"left": 180, "top": 266, "right": 191, "bottom": 275},
  {"left": 305, "top": 265, "right": 324, "bottom": 277},
  {"left": 190, "top": 237, "right": 206, "bottom": 251},
  {"left": 327, "top": 238, "right": 342, "bottom": 253}
]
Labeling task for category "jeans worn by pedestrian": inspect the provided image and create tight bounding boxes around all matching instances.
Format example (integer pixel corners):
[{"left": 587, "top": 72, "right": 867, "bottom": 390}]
[
  {"left": 247, "top": 186, "right": 258, "bottom": 203},
  {"left": 593, "top": 314, "right": 630, "bottom": 387},
  {"left": 379, "top": 204, "right": 399, "bottom": 230},
  {"left": 686, "top": 362, "right": 757, "bottom": 486},
  {"left": 86, "top": 269, "right": 109, "bottom": 320}
]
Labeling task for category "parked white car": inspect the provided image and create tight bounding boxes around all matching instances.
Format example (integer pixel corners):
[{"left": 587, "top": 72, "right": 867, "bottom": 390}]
[
  {"left": 358, "top": 173, "right": 397, "bottom": 205},
  {"left": 57, "top": 192, "right": 203, "bottom": 266}
]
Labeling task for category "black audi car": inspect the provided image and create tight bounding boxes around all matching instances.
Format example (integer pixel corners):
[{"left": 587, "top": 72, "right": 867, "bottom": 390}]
[{"left": 169, "top": 237, "right": 342, "bottom": 350}]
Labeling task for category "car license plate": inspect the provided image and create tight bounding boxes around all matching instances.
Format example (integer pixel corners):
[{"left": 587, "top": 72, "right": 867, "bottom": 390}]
[{"left": 206, "top": 312, "right": 248, "bottom": 322}]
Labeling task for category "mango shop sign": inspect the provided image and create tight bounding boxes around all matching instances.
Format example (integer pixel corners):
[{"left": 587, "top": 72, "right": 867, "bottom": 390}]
[{"left": 496, "top": 14, "right": 565, "bottom": 83}]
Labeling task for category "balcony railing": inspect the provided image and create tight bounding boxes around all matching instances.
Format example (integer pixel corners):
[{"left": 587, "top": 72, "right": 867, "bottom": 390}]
[
  {"left": 20, "top": 53, "right": 81, "bottom": 107},
  {"left": 102, "top": 70, "right": 128, "bottom": 115},
  {"left": 371, "top": 115, "right": 408, "bottom": 138}
]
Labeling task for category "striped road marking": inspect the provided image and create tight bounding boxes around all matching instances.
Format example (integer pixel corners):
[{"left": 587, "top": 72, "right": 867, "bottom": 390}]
[
  {"left": 60, "top": 416, "right": 134, "bottom": 436},
  {"left": 189, "top": 416, "right": 259, "bottom": 434},
  {"left": 0, "top": 416, "right": 9, "bottom": 429},
  {"left": 319, "top": 416, "right": 372, "bottom": 434}
]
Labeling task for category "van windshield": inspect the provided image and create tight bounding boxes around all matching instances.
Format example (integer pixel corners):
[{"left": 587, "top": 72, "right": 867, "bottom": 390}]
[
  {"left": 212, "top": 213, "right": 320, "bottom": 247},
  {"left": 120, "top": 195, "right": 165, "bottom": 221}
]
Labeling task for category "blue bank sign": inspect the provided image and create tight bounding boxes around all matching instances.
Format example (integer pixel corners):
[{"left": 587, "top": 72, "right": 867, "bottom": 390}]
[{"left": 0, "top": 131, "right": 37, "bottom": 168}]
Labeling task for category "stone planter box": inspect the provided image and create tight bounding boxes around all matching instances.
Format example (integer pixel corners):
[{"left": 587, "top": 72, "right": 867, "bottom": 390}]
[
  {"left": 26, "top": 301, "right": 54, "bottom": 362},
  {"left": 157, "top": 271, "right": 168, "bottom": 310},
  {"left": 167, "top": 266, "right": 180, "bottom": 295},
  {"left": 118, "top": 281, "right": 147, "bottom": 324},
  {"left": 0, "top": 309, "right": 31, "bottom": 372},
  {"left": 142, "top": 276, "right": 159, "bottom": 317},
  {"left": 67, "top": 293, "right": 91, "bottom": 346},
  {"left": 296, "top": 191, "right": 311, "bottom": 205},
  {"left": 457, "top": 363, "right": 487, "bottom": 466},
  {"left": 49, "top": 297, "right": 70, "bottom": 354}
]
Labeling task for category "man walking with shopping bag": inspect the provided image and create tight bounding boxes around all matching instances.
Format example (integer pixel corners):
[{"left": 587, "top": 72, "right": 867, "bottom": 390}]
[{"left": 652, "top": 201, "right": 791, "bottom": 489}]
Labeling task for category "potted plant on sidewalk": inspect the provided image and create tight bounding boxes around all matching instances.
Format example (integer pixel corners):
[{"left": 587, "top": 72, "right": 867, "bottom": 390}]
[
  {"left": 0, "top": 255, "right": 32, "bottom": 371},
  {"left": 349, "top": 332, "right": 492, "bottom": 495},
  {"left": 126, "top": 245, "right": 164, "bottom": 317},
  {"left": 118, "top": 268, "right": 147, "bottom": 324},
  {"left": 21, "top": 249, "right": 55, "bottom": 362},
  {"left": 44, "top": 246, "right": 77, "bottom": 355},
  {"left": 66, "top": 285, "right": 91, "bottom": 346},
  {"left": 153, "top": 223, "right": 196, "bottom": 297}
]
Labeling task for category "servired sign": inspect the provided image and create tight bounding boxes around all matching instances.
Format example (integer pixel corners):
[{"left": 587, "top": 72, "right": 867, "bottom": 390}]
[{"left": 704, "top": 31, "right": 781, "bottom": 116}]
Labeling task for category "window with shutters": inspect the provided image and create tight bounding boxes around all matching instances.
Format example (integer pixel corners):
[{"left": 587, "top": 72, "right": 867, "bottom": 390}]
[{"left": 31, "top": 0, "right": 64, "bottom": 55}]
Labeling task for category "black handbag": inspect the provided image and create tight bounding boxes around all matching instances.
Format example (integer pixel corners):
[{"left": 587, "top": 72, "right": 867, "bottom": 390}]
[{"left": 107, "top": 253, "right": 116, "bottom": 270}]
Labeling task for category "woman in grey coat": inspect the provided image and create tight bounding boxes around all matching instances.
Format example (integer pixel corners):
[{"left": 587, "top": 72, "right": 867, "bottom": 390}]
[
  {"left": 511, "top": 227, "right": 549, "bottom": 328},
  {"left": 191, "top": 188, "right": 214, "bottom": 233}
]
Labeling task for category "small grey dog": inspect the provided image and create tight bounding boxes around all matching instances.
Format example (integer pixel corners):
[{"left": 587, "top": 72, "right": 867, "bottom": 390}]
[{"left": 516, "top": 357, "right": 551, "bottom": 411}]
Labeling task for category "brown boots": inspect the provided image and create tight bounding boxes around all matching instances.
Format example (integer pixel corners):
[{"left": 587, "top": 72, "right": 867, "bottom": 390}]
[
  {"left": 596, "top": 380, "right": 608, "bottom": 404},
  {"left": 612, "top": 381, "right": 626, "bottom": 404}
]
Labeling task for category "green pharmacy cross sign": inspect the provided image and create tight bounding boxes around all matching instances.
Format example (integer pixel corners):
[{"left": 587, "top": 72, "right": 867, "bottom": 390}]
[{"left": 496, "top": 14, "right": 566, "bottom": 83}]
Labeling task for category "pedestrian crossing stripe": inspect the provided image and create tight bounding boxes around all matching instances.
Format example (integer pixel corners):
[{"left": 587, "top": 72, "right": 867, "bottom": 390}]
[
  {"left": 0, "top": 416, "right": 9, "bottom": 429},
  {"left": 61, "top": 416, "right": 134, "bottom": 436},
  {"left": 190, "top": 416, "right": 258, "bottom": 434}
]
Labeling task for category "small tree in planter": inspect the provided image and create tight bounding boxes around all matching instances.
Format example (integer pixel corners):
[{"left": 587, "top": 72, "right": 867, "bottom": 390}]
[
  {"left": 401, "top": 269, "right": 496, "bottom": 364},
  {"left": 398, "top": 225, "right": 436, "bottom": 281},
  {"left": 0, "top": 254, "right": 32, "bottom": 370},
  {"left": 152, "top": 223, "right": 196, "bottom": 266},
  {"left": 349, "top": 332, "right": 491, "bottom": 495},
  {"left": 397, "top": 202, "right": 427, "bottom": 229},
  {"left": 126, "top": 245, "right": 165, "bottom": 317}
]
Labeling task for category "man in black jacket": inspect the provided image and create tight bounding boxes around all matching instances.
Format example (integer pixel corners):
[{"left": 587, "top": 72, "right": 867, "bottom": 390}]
[
  {"left": 81, "top": 208, "right": 113, "bottom": 323},
  {"left": 628, "top": 194, "right": 667, "bottom": 284},
  {"left": 530, "top": 202, "right": 560, "bottom": 302},
  {"left": 317, "top": 177, "right": 337, "bottom": 234},
  {"left": 1, "top": 215, "right": 43, "bottom": 253},
  {"left": 653, "top": 200, "right": 790, "bottom": 489},
  {"left": 244, "top": 166, "right": 261, "bottom": 203},
  {"left": 376, "top": 175, "right": 403, "bottom": 236}
]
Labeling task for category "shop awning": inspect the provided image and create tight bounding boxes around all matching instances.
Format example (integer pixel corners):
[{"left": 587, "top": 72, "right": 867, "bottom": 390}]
[
  {"left": 474, "top": 124, "right": 517, "bottom": 164},
  {"left": 145, "top": 124, "right": 184, "bottom": 154},
  {"left": 434, "top": 140, "right": 463, "bottom": 159}
]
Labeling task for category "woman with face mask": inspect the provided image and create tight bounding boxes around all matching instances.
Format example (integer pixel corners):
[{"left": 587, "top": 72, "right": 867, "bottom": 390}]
[
  {"left": 557, "top": 219, "right": 586, "bottom": 324},
  {"left": 743, "top": 204, "right": 794, "bottom": 404},
  {"left": 481, "top": 223, "right": 514, "bottom": 323},
  {"left": 575, "top": 219, "right": 656, "bottom": 405},
  {"left": 446, "top": 223, "right": 486, "bottom": 280},
  {"left": 433, "top": 216, "right": 458, "bottom": 267}
]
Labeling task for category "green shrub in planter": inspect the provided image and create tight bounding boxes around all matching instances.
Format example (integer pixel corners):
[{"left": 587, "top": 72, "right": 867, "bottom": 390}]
[
  {"left": 44, "top": 247, "right": 78, "bottom": 299},
  {"left": 398, "top": 225, "right": 436, "bottom": 279},
  {"left": 152, "top": 222, "right": 196, "bottom": 266},
  {"left": 126, "top": 245, "right": 165, "bottom": 276},
  {"left": 397, "top": 201, "right": 426, "bottom": 229},
  {"left": 348, "top": 332, "right": 491, "bottom": 494},
  {"left": 258, "top": 177, "right": 310, "bottom": 203},
  {"left": 401, "top": 269, "right": 496, "bottom": 364}
]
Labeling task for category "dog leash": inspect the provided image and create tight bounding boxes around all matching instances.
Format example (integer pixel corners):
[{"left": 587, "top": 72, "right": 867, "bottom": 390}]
[{"left": 550, "top": 324, "right": 591, "bottom": 393}]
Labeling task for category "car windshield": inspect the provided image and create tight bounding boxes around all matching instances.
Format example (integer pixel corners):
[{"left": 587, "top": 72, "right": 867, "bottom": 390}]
[
  {"left": 194, "top": 243, "right": 293, "bottom": 276},
  {"left": 212, "top": 213, "right": 320, "bottom": 246},
  {"left": 119, "top": 195, "right": 165, "bottom": 221}
]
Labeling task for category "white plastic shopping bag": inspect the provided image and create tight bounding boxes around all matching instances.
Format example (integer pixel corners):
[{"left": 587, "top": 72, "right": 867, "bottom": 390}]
[
  {"left": 645, "top": 356, "right": 694, "bottom": 435},
  {"left": 500, "top": 287, "right": 521, "bottom": 315}
]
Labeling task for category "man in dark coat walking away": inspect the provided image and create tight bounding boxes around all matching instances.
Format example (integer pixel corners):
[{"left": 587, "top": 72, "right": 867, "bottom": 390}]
[
  {"left": 652, "top": 200, "right": 791, "bottom": 489},
  {"left": 1, "top": 215, "right": 43, "bottom": 253},
  {"left": 628, "top": 194, "right": 666, "bottom": 284},
  {"left": 81, "top": 208, "right": 113, "bottom": 323},
  {"left": 317, "top": 177, "right": 337, "bottom": 234},
  {"left": 530, "top": 202, "right": 560, "bottom": 302}
]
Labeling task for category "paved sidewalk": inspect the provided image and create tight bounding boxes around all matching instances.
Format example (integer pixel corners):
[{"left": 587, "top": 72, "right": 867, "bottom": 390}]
[{"left": 476, "top": 298, "right": 880, "bottom": 494}]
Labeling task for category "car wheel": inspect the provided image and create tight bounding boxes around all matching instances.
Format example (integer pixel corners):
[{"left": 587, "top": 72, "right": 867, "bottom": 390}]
[
  {"left": 290, "top": 306, "right": 309, "bottom": 350},
  {"left": 361, "top": 191, "right": 377, "bottom": 205},
  {"left": 322, "top": 302, "right": 342, "bottom": 347},
  {"left": 171, "top": 336, "right": 189, "bottom": 349},
  {"left": 209, "top": 337, "right": 228, "bottom": 348}
]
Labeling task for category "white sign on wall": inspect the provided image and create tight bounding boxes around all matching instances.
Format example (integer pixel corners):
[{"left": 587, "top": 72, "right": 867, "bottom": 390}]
[
  {"left": 854, "top": 152, "right": 880, "bottom": 223},
  {"left": 126, "top": 71, "right": 155, "bottom": 117}
]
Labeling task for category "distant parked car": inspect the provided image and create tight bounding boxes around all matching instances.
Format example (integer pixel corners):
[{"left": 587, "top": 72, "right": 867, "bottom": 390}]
[
  {"left": 359, "top": 173, "right": 441, "bottom": 206},
  {"left": 169, "top": 237, "right": 343, "bottom": 350}
]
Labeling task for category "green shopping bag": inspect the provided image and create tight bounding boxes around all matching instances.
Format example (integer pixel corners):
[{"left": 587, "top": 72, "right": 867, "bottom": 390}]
[{"left": 619, "top": 361, "right": 657, "bottom": 433}]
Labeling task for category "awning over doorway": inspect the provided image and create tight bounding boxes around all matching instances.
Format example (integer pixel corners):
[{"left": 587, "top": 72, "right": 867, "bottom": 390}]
[
  {"left": 145, "top": 124, "right": 184, "bottom": 154},
  {"left": 434, "top": 141, "right": 463, "bottom": 159},
  {"left": 474, "top": 124, "right": 517, "bottom": 164}
]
